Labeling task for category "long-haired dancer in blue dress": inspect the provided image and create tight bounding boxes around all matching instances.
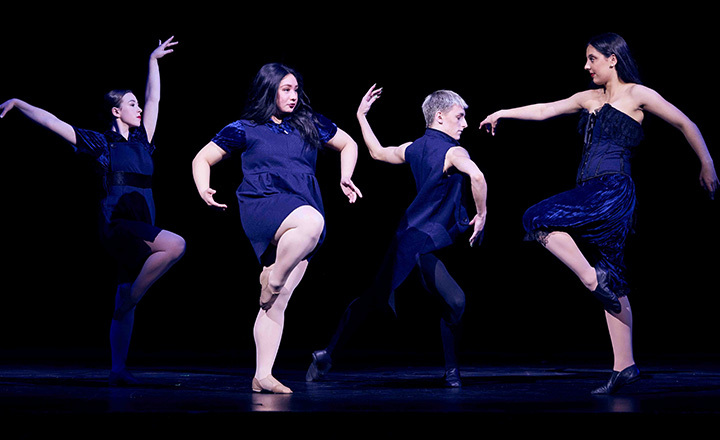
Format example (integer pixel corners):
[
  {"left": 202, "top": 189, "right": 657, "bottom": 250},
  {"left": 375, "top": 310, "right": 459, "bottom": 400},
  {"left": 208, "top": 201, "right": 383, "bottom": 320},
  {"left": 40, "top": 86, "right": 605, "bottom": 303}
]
[
  {"left": 306, "top": 87, "right": 487, "bottom": 387},
  {"left": 0, "top": 37, "right": 186, "bottom": 386},
  {"left": 192, "top": 63, "right": 362, "bottom": 394},
  {"left": 480, "top": 33, "right": 718, "bottom": 394}
]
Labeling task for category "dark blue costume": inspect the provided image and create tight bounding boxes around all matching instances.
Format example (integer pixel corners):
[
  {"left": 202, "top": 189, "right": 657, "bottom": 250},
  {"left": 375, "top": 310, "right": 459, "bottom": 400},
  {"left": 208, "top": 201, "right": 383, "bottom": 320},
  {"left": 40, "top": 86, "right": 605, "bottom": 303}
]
[
  {"left": 523, "top": 104, "right": 644, "bottom": 297},
  {"left": 308, "top": 128, "right": 472, "bottom": 384},
  {"left": 211, "top": 115, "right": 338, "bottom": 265},
  {"left": 72, "top": 125, "right": 161, "bottom": 282},
  {"left": 382, "top": 128, "right": 470, "bottom": 311}
]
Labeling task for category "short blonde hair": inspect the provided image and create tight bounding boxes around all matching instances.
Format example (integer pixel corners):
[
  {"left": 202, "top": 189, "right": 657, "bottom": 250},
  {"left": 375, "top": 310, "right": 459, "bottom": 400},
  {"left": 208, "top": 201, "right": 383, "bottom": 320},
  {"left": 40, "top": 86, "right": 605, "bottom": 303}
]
[{"left": 421, "top": 90, "right": 468, "bottom": 126}]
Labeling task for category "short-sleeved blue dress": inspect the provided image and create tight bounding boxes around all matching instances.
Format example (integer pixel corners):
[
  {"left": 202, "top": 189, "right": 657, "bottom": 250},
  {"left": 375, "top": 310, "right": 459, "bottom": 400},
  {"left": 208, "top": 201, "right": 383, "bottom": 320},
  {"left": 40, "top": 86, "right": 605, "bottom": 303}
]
[
  {"left": 72, "top": 124, "right": 162, "bottom": 282},
  {"left": 211, "top": 115, "right": 337, "bottom": 266},
  {"left": 522, "top": 104, "right": 644, "bottom": 297}
]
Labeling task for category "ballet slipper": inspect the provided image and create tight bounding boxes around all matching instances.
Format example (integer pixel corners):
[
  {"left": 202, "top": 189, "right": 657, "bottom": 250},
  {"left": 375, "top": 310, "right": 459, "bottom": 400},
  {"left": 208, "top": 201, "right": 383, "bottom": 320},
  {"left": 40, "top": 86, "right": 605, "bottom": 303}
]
[
  {"left": 259, "top": 265, "right": 280, "bottom": 310},
  {"left": 252, "top": 375, "right": 293, "bottom": 394}
]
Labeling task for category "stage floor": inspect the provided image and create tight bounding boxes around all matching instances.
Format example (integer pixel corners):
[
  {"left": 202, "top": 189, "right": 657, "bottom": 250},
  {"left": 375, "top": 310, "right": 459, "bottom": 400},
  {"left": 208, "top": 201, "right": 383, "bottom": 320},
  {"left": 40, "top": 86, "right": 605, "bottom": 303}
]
[{"left": 1, "top": 352, "right": 719, "bottom": 436}]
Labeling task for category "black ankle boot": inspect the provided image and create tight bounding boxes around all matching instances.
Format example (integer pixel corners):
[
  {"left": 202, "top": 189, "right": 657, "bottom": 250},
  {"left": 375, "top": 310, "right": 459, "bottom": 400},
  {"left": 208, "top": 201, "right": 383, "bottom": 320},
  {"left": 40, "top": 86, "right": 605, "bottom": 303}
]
[
  {"left": 591, "top": 364, "right": 640, "bottom": 395},
  {"left": 592, "top": 267, "right": 622, "bottom": 314},
  {"left": 306, "top": 349, "right": 333, "bottom": 382}
]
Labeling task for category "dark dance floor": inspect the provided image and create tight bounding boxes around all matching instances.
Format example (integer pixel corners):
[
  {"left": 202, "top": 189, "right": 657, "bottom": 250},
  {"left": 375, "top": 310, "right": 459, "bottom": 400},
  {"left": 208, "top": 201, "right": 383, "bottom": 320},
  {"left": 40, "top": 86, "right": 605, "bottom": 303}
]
[{"left": 1, "top": 350, "right": 719, "bottom": 437}]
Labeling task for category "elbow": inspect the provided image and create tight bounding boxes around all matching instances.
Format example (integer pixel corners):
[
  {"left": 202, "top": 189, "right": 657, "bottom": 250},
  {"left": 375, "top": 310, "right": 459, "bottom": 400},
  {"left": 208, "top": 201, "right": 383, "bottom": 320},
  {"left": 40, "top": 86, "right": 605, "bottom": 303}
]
[
  {"left": 470, "top": 170, "right": 486, "bottom": 186},
  {"left": 192, "top": 151, "right": 209, "bottom": 171},
  {"left": 368, "top": 148, "right": 383, "bottom": 161}
]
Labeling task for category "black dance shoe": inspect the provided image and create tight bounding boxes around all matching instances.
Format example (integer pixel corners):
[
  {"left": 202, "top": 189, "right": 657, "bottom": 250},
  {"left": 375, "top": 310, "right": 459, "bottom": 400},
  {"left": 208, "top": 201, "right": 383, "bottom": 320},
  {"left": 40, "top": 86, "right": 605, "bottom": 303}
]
[
  {"left": 443, "top": 368, "right": 462, "bottom": 388},
  {"left": 305, "top": 349, "right": 333, "bottom": 382},
  {"left": 592, "top": 267, "right": 622, "bottom": 314},
  {"left": 591, "top": 364, "right": 640, "bottom": 395}
]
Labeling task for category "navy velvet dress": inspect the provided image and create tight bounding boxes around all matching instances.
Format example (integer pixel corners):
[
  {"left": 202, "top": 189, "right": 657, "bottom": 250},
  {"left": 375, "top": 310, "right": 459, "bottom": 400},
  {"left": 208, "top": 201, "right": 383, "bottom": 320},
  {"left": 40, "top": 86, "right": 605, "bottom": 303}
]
[
  {"left": 522, "top": 104, "right": 644, "bottom": 297},
  {"left": 376, "top": 128, "right": 470, "bottom": 311},
  {"left": 72, "top": 125, "right": 162, "bottom": 282},
  {"left": 211, "top": 115, "right": 337, "bottom": 266}
]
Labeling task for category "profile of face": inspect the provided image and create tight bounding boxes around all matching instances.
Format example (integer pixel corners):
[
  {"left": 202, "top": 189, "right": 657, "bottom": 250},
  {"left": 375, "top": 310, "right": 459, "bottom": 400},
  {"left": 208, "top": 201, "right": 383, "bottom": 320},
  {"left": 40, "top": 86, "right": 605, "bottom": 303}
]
[
  {"left": 436, "top": 104, "right": 468, "bottom": 140},
  {"left": 585, "top": 44, "right": 617, "bottom": 86},
  {"left": 275, "top": 74, "right": 298, "bottom": 115},
  {"left": 112, "top": 92, "right": 142, "bottom": 128}
]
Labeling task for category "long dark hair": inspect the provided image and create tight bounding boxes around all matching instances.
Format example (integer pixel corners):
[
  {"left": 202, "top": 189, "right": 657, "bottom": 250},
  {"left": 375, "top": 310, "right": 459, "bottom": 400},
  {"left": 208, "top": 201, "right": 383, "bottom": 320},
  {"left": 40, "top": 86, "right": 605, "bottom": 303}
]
[
  {"left": 241, "top": 63, "right": 322, "bottom": 149},
  {"left": 588, "top": 33, "right": 642, "bottom": 85}
]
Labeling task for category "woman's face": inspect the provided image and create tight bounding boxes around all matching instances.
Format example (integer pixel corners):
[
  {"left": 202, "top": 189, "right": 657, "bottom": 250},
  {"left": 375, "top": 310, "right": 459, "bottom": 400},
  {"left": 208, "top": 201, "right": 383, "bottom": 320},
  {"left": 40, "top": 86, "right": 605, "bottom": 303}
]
[
  {"left": 275, "top": 74, "right": 298, "bottom": 115},
  {"left": 113, "top": 93, "right": 142, "bottom": 128},
  {"left": 584, "top": 45, "right": 617, "bottom": 86}
]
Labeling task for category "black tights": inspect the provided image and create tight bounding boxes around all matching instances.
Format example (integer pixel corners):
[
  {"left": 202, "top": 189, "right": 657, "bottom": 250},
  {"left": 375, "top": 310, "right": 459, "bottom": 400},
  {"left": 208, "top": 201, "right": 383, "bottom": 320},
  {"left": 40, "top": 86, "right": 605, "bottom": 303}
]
[{"left": 325, "top": 252, "right": 466, "bottom": 369}]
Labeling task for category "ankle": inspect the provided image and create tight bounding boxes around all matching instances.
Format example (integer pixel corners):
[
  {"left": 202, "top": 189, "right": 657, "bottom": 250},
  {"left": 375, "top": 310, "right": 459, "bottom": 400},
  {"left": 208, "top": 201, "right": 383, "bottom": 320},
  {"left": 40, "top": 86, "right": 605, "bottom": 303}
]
[{"left": 582, "top": 274, "right": 598, "bottom": 291}]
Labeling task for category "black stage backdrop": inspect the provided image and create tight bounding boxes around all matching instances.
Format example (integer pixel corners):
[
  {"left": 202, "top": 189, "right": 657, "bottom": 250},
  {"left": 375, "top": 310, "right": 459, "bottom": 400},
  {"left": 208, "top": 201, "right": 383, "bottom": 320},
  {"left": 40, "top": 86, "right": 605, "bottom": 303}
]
[{"left": 2, "top": 4, "right": 717, "bottom": 364}]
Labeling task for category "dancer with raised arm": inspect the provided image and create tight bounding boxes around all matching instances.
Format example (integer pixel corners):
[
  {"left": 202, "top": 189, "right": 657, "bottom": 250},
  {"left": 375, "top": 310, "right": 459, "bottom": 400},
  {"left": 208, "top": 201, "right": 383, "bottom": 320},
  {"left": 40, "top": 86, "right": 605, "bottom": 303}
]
[
  {"left": 307, "top": 86, "right": 487, "bottom": 387},
  {"left": 1, "top": 37, "right": 186, "bottom": 386},
  {"left": 479, "top": 33, "right": 718, "bottom": 394}
]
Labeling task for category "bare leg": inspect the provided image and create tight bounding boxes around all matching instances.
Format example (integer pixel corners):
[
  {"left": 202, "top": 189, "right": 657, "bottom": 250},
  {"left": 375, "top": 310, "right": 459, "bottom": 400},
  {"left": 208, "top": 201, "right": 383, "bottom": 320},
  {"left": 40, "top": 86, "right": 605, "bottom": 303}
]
[
  {"left": 541, "top": 231, "right": 634, "bottom": 370},
  {"left": 606, "top": 296, "right": 635, "bottom": 370},
  {"left": 542, "top": 231, "right": 598, "bottom": 290}
]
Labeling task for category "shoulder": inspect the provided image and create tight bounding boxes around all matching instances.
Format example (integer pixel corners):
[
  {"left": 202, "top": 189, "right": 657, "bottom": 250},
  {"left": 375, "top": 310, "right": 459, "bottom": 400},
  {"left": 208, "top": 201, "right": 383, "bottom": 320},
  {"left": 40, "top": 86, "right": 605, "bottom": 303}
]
[
  {"left": 212, "top": 120, "right": 250, "bottom": 152},
  {"left": 217, "top": 120, "right": 249, "bottom": 136},
  {"left": 627, "top": 84, "right": 663, "bottom": 104},
  {"left": 309, "top": 112, "right": 337, "bottom": 144},
  {"left": 572, "top": 89, "right": 605, "bottom": 110},
  {"left": 73, "top": 126, "right": 108, "bottom": 150}
]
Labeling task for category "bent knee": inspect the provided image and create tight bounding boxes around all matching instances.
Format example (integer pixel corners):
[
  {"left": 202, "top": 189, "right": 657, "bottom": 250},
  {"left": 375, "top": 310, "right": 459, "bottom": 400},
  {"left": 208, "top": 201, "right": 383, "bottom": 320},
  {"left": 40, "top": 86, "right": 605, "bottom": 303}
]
[
  {"left": 160, "top": 231, "right": 186, "bottom": 260},
  {"left": 295, "top": 207, "right": 325, "bottom": 238}
]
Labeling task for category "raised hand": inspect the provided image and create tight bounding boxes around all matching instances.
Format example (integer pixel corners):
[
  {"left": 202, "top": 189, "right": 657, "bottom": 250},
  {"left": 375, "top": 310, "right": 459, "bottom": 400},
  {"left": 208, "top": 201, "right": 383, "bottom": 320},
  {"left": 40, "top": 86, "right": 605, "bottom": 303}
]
[{"left": 357, "top": 84, "right": 382, "bottom": 117}]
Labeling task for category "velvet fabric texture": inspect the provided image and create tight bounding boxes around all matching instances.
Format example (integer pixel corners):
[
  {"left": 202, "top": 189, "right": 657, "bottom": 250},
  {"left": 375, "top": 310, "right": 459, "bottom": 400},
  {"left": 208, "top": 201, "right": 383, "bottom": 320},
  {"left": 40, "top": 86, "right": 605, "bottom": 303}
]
[
  {"left": 72, "top": 125, "right": 161, "bottom": 282},
  {"left": 523, "top": 104, "right": 644, "bottom": 297}
]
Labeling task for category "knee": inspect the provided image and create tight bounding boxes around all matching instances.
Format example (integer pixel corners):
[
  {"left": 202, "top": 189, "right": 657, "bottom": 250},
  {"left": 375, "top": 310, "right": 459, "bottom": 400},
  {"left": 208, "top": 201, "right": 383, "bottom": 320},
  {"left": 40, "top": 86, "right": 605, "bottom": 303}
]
[
  {"left": 300, "top": 209, "right": 325, "bottom": 243},
  {"left": 443, "top": 293, "right": 465, "bottom": 324},
  {"left": 166, "top": 234, "right": 186, "bottom": 261}
]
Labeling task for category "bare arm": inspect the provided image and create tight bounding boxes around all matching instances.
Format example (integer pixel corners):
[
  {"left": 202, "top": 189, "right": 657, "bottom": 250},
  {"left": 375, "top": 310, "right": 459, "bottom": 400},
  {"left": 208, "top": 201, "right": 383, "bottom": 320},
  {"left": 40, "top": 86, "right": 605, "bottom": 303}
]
[
  {"left": 632, "top": 85, "right": 718, "bottom": 198},
  {"left": 0, "top": 98, "right": 76, "bottom": 144},
  {"left": 143, "top": 36, "right": 177, "bottom": 142},
  {"left": 325, "top": 127, "right": 363, "bottom": 203},
  {"left": 479, "top": 91, "right": 590, "bottom": 135},
  {"left": 356, "top": 84, "right": 410, "bottom": 164},
  {"left": 192, "top": 141, "right": 228, "bottom": 209},
  {"left": 445, "top": 147, "right": 488, "bottom": 246}
]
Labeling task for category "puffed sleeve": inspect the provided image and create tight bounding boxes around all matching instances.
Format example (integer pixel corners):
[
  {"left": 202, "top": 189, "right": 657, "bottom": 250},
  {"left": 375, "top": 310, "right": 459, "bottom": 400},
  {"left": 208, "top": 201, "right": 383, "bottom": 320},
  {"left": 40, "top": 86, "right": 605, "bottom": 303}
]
[
  {"left": 211, "top": 120, "right": 247, "bottom": 154},
  {"left": 314, "top": 113, "right": 338, "bottom": 144},
  {"left": 72, "top": 126, "right": 110, "bottom": 170}
]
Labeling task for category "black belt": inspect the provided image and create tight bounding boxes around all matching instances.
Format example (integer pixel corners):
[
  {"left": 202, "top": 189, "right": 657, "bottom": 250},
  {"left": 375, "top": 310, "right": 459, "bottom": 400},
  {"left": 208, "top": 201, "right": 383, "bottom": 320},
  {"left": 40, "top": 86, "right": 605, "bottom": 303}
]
[{"left": 108, "top": 171, "right": 153, "bottom": 188}]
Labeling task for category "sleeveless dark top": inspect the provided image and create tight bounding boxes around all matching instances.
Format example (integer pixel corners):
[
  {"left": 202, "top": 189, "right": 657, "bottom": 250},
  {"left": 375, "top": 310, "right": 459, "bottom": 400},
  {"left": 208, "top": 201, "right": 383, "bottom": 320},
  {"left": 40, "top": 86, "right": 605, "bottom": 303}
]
[{"left": 576, "top": 103, "right": 644, "bottom": 183}]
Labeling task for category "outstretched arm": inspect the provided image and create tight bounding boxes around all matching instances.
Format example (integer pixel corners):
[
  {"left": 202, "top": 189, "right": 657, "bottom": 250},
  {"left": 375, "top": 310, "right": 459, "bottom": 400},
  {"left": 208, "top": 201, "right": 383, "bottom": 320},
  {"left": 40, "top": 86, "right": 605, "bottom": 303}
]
[
  {"left": 325, "top": 128, "right": 363, "bottom": 203},
  {"left": 445, "top": 147, "right": 487, "bottom": 246},
  {"left": 356, "top": 84, "right": 410, "bottom": 164},
  {"left": 479, "top": 91, "right": 589, "bottom": 135},
  {"left": 192, "top": 142, "right": 228, "bottom": 210},
  {"left": 143, "top": 36, "right": 178, "bottom": 142},
  {"left": 632, "top": 85, "right": 718, "bottom": 199},
  {"left": 0, "top": 98, "right": 76, "bottom": 145}
]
